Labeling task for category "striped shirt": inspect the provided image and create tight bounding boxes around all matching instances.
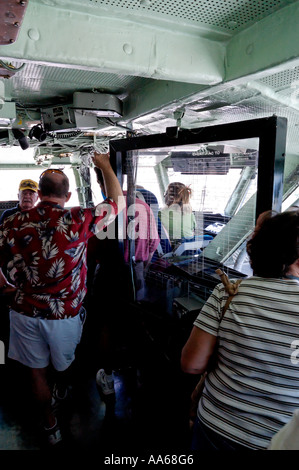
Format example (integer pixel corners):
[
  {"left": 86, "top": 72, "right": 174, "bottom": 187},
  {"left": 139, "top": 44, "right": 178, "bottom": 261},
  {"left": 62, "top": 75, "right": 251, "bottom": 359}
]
[{"left": 194, "top": 276, "right": 299, "bottom": 450}]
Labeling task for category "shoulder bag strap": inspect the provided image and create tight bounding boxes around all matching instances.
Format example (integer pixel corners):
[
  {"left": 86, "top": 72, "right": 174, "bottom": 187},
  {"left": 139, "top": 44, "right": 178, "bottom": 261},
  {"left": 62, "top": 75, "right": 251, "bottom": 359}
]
[{"left": 215, "top": 268, "right": 242, "bottom": 321}]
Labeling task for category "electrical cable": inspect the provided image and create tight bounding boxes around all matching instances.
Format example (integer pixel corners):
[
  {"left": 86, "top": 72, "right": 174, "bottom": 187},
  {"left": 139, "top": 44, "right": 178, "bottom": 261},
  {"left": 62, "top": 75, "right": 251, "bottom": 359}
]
[
  {"left": 0, "top": 60, "right": 25, "bottom": 72},
  {"left": 100, "top": 117, "right": 133, "bottom": 131},
  {"left": 15, "top": 103, "right": 41, "bottom": 121}
]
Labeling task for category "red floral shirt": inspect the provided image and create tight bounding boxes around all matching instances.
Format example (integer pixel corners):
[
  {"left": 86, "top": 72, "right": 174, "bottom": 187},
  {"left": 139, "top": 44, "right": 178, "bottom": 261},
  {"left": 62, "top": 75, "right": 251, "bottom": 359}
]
[{"left": 0, "top": 199, "right": 117, "bottom": 319}]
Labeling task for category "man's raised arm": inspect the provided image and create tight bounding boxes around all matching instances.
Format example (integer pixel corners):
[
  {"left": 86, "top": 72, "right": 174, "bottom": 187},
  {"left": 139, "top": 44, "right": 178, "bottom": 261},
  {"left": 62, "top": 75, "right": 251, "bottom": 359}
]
[{"left": 92, "top": 151, "right": 125, "bottom": 213}]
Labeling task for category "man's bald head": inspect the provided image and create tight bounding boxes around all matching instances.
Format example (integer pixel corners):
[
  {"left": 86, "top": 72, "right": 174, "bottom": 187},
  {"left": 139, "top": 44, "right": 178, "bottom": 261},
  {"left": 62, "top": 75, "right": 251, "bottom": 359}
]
[{"left": 39, "top": 170, "right": 70, "bottom": 199}]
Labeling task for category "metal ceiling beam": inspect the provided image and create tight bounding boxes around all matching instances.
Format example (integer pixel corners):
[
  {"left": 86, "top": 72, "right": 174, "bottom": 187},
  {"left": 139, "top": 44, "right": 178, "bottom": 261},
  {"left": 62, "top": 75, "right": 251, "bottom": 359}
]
[
  {"left": 123, "top": 80, "right": 206, "bottom": 123},
  {"left": 0, "top": 0, "right": 225, "bottom": 86},
  {"left": 226, "top": 1, "right": 299, "bottom": 82}
]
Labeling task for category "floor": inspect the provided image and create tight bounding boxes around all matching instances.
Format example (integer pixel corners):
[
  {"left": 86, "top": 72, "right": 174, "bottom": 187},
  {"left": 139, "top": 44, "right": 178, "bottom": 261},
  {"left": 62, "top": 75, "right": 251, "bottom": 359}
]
[
  {"left": 0, "top": 300, "right": 197, "bottom": 454},
  {"left": 0, "top": 303, "right": 277, "bottom": 465}
]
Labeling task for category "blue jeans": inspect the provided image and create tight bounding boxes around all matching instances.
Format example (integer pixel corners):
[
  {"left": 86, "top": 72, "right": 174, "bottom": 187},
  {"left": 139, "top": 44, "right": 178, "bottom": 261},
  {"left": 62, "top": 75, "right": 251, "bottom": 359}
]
[{"left": 191, "top": 418, "right": 252, "bottom": 451}]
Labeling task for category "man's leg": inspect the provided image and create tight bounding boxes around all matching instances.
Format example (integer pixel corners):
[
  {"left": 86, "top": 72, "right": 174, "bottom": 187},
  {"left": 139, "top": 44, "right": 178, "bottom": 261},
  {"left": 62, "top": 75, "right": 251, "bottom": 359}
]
[
  {"left": 54, "top": 363, "right": 75, "bottom": 398},
  {"left": 30, "top": 366, "right": 56, "bottom": 429}
]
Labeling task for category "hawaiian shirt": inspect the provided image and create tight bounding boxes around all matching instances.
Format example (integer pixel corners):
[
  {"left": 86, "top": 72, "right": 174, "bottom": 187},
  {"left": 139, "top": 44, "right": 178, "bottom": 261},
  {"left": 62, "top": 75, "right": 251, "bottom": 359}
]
[{"left": 0, "top": 199, "right": 117, "bottom": 319}]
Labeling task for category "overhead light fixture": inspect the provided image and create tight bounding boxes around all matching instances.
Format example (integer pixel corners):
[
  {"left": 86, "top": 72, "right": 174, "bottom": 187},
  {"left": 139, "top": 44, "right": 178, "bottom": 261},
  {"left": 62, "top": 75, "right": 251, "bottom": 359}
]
[{"left": 12, "top": 128, "right": 29, "bottom": 150}]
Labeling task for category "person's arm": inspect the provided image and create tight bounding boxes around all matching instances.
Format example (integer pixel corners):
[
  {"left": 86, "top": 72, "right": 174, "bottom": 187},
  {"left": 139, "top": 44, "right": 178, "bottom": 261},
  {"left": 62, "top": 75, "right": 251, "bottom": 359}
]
[
  {"left": 0, "top": 268, "right": 8, "bottom": 288},
  {"left": 0, "top": 221, "right": 16, "bottom": 295},
  {"left": 181, "top": 326, "right": 217, "bottom": 375},
  {"left": 0, "top": 268, "right": 16, "bottom": 295},
  {"left": 92, "top": 152, "right": 125, "bottom": 213}
]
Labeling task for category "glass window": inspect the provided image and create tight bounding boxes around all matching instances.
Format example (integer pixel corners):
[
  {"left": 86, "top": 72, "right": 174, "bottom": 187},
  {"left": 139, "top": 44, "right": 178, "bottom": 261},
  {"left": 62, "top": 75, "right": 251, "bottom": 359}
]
[
  {"left": 124, "top": 138, "right": 259, "bottom": 278},
  {"left": 0, "top": 147, "right": 82, "bottom": 207}
]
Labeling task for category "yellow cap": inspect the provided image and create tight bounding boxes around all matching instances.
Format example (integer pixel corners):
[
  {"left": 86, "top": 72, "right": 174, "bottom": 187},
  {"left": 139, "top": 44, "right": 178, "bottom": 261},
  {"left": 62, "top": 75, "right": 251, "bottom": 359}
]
[{"left": 19, "top": 179, "right": 38, "bottom": 192}]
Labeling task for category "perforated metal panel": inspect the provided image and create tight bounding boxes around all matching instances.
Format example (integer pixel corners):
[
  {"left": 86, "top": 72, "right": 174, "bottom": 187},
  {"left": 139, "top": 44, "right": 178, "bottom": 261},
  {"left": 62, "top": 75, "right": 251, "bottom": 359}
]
[
  {"left": 260, "top": 67, "right": 299, "bottom": 91},
  {"left": 4, "top": 60, "right": 152, "bottom": 106},
  {"left": 76, "top": 0, "right": 295, "bottom": 32}
]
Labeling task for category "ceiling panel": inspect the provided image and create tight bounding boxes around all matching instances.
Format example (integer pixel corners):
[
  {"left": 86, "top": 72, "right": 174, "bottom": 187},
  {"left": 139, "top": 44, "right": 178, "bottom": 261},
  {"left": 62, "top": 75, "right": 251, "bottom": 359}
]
[
  {"left": 0, "top": 0, "right": 298, "bottom": 174},
  {"left": 4, "top": 60, "right": 152, "bottom": 106},
  {"left": 60, "top": 0, "right": 297, "bottom": 36}
]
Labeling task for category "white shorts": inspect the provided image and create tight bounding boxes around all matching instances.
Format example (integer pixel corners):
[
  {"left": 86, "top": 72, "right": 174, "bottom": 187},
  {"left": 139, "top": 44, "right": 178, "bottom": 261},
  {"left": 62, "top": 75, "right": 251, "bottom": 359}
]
[{"left": 8, "top": 308, "right": 85, "bottom": 371}]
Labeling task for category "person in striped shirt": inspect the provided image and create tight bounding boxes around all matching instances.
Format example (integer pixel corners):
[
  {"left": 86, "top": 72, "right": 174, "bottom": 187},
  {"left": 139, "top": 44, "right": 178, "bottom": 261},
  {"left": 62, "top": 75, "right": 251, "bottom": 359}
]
[{"left": 181, "top": 210, "right": 299, "bottom": 450}]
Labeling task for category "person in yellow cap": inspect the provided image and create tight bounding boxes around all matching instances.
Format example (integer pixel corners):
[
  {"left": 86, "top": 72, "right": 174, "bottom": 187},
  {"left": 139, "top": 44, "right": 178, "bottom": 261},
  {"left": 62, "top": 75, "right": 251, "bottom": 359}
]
[
  {"left": 0, "top": 179, "right": 39, "bottom": 224},
  {"left": 0, "top": 179, "right": 39, "bottom": 293}
]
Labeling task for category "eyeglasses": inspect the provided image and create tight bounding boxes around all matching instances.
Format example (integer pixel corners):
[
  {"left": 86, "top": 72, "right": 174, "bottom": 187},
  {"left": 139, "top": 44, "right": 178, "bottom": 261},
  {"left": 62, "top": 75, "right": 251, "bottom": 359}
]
[{"left": 39, "top": 168, "right": 65, "bottom": 179}]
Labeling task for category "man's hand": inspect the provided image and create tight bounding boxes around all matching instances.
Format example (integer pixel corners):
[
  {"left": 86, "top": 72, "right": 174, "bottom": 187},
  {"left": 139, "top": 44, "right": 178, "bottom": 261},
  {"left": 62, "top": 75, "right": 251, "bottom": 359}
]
[
  {"left": 0, "top": 282, "right": 17, "bottom": 296},
  {"left": 92, "top": 152, "right": 111, "bottom": 170},
  {"left": 92, "top": 150, "right": 126, "bottom": 213},
  {"left": 0, "top": 269, "right": 16, "bottom": 296}
]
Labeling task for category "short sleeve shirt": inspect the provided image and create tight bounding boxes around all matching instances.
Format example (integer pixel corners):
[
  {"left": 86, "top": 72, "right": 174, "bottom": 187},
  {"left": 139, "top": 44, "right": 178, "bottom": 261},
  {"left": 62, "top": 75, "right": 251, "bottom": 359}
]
[
  {"left": 0, "top": 204, "right": 20, "bottom": 225},
  {"left": 122, "top": 196, "right": 160, "bottom": 263},
  {"left": 159, "top": 205, "right": 196, "bottom": 241},
  {"left": 0, "top": 199, "right": 117, "bottom": 319},
  {"left": 194, "top": 277, "right": 299, "bottom": 449}
]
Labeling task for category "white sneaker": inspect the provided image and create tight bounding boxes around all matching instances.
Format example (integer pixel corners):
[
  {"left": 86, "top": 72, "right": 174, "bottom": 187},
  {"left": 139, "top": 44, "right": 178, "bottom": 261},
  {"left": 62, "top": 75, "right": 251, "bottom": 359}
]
[{"left": 96, "top": 369, "right": 115, "bottom": 395}]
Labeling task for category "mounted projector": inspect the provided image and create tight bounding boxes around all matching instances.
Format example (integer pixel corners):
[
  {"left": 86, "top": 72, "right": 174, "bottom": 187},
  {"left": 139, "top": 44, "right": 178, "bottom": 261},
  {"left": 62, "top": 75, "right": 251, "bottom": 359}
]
[{"left": 72, "top": 92, "right": 123, "bottom": 118}]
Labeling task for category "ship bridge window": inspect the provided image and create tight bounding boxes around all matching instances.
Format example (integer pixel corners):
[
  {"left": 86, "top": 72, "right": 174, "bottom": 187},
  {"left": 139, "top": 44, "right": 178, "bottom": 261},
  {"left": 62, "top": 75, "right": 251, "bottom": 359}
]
[
  {"left": 109, "top": 117, "right": 287, "bottom": 362},
  {"left": 0, "top": 147, "right": 86, "bottom": 208},
  {"left": 121, "top": 139, "right": 259, "bottom": 280},
  {"left": 0, "top": 166, "right": 81, "bottom": 208}
]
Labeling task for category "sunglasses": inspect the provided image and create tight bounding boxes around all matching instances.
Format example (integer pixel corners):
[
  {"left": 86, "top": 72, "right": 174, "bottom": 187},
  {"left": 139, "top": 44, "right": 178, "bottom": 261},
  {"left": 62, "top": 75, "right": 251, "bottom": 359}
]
[
  {"left": 39, "top": 168, "right": 65, "bottom": 179},
  {"left": 20, "top": 180, "right": 38, "bottom": 190}
]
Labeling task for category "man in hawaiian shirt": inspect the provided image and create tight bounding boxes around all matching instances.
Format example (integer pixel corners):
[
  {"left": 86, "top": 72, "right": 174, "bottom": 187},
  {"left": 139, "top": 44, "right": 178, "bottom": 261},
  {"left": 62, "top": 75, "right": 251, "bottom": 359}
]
[{"left": 0, "top": 151, "right": 125, "bottom": 446}]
